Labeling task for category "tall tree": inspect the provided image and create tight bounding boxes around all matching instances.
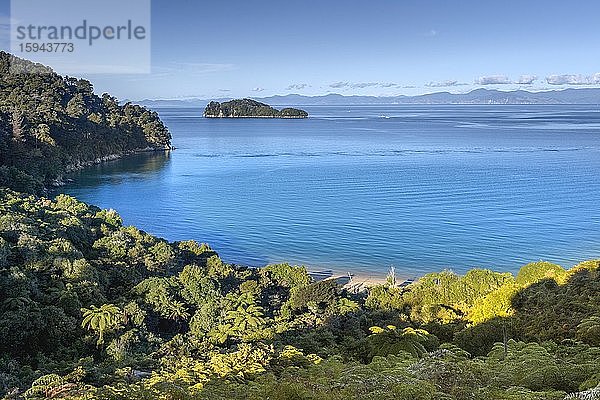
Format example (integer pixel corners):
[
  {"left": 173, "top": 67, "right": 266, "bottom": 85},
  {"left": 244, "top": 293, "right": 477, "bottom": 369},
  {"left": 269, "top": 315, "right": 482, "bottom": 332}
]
[{"left": 11, "top": 111, "right": 25, "bottom": 142}]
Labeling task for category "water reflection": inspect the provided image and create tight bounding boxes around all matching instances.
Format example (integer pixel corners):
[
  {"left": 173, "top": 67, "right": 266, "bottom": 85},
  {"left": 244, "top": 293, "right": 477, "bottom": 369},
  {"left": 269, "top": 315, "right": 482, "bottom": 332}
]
[
  {"left": 62, "top": 106, "right": 600, "bottom": 275},
  {"left": 66, "top": 151, "right": 171, "bottom": 188}
]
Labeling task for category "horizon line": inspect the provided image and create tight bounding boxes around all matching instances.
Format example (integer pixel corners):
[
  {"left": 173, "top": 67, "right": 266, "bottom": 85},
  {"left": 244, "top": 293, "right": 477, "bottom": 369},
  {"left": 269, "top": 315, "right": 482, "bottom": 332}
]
[{"left": 128, "top": 86, "right": 600, "bottom": 102}]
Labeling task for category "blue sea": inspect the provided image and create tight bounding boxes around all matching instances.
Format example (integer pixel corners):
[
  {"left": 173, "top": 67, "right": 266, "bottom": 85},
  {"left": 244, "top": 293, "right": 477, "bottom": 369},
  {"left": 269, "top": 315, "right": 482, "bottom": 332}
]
[{"left": 63, "top": 105, "right": 600, "bottom": 278}]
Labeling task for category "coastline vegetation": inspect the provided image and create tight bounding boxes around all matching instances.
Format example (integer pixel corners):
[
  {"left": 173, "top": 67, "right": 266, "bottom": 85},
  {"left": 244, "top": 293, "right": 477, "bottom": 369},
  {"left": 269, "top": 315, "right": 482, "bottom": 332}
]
[
  {"left": 0, "top": 188, "right": 599, "bottom": 399},
  {"left": 1, "top": 53, "right": 600, "bottom": 399},
  {"left": 0, "top": 52, "right": 171, "bottom": 194}
]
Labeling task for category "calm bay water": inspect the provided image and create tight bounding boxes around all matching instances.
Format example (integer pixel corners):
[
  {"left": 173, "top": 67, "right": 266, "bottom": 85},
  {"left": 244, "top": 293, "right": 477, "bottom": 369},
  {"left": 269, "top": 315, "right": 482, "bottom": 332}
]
[{"left": 63, "top": 105, "right": 600, "bottom": 277}]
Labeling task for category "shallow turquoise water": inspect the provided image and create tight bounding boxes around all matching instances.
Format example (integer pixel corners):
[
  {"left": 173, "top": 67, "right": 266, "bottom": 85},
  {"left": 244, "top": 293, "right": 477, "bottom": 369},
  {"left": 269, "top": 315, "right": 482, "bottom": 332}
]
[{"left": 63, "top": 105, "right": 600, "bottom": 277}]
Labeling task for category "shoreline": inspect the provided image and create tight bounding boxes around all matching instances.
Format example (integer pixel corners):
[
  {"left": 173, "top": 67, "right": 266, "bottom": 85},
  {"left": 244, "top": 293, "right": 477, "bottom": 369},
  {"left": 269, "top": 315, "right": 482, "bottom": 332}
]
[
  {"left": 308, "top": 269, "right": 415, "bottom": 290},
  {"left": 204, "top": 115, "right": 308, "bottom": 119},
  {"left": 51, "top": 150, "right": 412, "bottom": 290},
  {"left": 50, "top": 146, "right": 172, "bottom": 187}
]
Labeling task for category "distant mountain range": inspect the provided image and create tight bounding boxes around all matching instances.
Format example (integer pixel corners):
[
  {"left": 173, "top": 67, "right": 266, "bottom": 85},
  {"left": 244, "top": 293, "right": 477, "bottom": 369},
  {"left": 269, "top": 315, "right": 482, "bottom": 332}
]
[{"left": 132, "top": 88, "right": 600, "bottom": 108}]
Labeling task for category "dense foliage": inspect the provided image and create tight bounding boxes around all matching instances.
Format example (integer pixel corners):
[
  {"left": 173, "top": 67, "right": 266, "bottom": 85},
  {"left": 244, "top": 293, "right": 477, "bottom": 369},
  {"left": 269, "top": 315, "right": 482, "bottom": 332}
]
[
  {"left": 0, "top": 52, "right": 171, "bottom": 193},
  {"left": 2, "top": 53, "right": 600, "bottom": 399},
  {"left": 204, "top": 99, "right": 308, "bottom": 118},
  {"left": 0, "top": 188, "right": 600, "bottom": 399}
]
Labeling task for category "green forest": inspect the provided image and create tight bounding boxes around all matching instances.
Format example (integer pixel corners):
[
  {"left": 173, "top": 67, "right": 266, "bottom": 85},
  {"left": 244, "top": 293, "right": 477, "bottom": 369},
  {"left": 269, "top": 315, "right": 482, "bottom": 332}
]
[
  {"left": 0, "top": 52, "right": 171, "bottom": 194},
  {"left": 1, "top": 53, "right": 600, "bottom": 399},
  {"left": 1, "top": 188, "right": 600, "bottom": 399}
]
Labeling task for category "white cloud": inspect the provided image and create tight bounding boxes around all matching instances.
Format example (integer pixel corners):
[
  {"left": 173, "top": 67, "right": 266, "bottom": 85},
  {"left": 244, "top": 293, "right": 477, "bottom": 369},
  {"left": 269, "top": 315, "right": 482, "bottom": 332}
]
[
  {"left": 546, "top": 73, "right": 600, "bottom": 85},
  {"left": 286, "top": 83, "right": 309, "bottom": 90},
  {"left": 329, "top": 81, "right": 349, "bottom": 89},
  {"left": 170, "top": 62, "right": 236, "bottom": 74},
  {"left": 351, "top": 82, "right": 379, "bottom": 89},
  {"left": 425, "top": 80, "right": 468, "bottom": 88},
  {"left": 516, "top": 75, "right": 537, "bottom": 84},
  {"left": 328, "top": 81, "right": 400, "bottom": 89},
  {"left": 475, "top": 75, "right": 512, "bottom": 85},
  {"left": 252, "top": 87, "right": 264, "bottom": 92},
  {"left": 150, "top": 62, "right": 236, "bottom": 78}
]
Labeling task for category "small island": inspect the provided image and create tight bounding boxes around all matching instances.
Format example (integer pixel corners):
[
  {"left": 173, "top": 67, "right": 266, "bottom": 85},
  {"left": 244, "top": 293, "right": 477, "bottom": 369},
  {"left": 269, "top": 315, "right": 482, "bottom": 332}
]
[{"left": 204, "top": 98, "right": 308, "bottom": 118}]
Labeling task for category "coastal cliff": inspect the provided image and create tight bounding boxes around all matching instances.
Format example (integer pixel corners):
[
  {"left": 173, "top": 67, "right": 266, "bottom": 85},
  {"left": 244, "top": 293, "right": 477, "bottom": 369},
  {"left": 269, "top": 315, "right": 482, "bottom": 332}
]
[{"left": 204, "top": 98, "right": 308, "bottom": 118}]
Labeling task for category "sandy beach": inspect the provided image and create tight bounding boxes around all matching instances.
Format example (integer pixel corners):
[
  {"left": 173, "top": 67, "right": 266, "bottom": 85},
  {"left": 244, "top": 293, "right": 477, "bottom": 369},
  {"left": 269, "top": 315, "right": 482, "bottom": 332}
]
[{"left": 308, "top": 269, "right": 415, "bottom": 291}]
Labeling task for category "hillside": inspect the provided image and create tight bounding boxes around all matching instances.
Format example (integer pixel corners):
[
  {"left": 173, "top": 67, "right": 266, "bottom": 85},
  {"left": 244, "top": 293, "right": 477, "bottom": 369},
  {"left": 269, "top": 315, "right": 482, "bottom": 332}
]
[
  {"left": 204, "top": 98, "right": 308, "bottom": 118},
  {"left": 260, "top": 88, "right": 600, "bottom": 105},
  {"left": 2, "top": 55, "right": 600, "bottom": 399},
  {"left": 1, "top": 187, "right": 600, "bottom": 398},
  {"left": 136, "top": 88, "right": 600, "bottom": 108},
  {"left": 134, "top": 88, "right": 600, "bottom": 108},
  {"left": 0, "top": 52, "right": 172, "bottom": 194}
]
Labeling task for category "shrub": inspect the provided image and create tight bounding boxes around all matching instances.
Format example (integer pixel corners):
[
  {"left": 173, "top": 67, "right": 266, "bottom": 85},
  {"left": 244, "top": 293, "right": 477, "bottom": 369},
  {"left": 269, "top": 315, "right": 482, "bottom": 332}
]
[
  {"left": 288, "top": 280, "right": 339, "bottom": 311},
  {"left": 515, "top": 261, "right": 566, "bottom": 287}
]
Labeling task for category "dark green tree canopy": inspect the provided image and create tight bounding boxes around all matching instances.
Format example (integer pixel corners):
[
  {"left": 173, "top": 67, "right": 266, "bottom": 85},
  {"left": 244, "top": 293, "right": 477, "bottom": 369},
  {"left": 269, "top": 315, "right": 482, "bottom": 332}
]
[{"left": 0, "top": 52, "right": 172, "bottom": 193}]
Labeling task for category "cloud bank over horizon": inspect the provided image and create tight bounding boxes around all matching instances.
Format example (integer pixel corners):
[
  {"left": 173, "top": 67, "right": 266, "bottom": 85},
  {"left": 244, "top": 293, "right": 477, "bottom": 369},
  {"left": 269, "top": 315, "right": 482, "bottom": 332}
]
[
  {"left": 425, "top": 80, "right": 468, "bottom": 88},
  {"left": 328, "top": 81, "right": 402, "bottom": 89},
  {"left": 546, "top": 73, "right": 600, "bottom": 85},
  {"left": 474, "top": 75, "right": 512, "bottom": 85}
]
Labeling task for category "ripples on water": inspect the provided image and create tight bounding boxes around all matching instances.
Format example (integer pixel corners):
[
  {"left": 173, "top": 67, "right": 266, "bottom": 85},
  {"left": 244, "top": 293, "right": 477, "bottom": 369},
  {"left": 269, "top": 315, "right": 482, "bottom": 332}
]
[{"left": 64, "top": 105, "right": 600, "bottom": 277}]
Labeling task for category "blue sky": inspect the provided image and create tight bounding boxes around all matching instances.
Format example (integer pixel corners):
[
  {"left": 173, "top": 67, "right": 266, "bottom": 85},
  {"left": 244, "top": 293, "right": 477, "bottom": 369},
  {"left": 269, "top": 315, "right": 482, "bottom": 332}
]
[{"left": 1, "top": 0, "right": 600, "bottom": 99}]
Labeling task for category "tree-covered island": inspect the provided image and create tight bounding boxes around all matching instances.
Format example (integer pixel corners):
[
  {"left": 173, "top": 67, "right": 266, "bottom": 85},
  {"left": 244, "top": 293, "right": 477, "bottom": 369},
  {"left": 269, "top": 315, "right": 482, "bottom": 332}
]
[
  {"left": 204, "top": 98, "right": 308, "bottom": 118},
  {"left": 1, "top": 53, "right": 600, "bottom": 399}
]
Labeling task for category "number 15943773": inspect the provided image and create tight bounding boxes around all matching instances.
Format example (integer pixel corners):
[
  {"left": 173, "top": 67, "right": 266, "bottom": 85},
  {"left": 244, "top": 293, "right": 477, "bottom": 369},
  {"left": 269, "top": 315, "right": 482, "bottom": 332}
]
[{"left": 18, "top": 42, "right": 74, "bottom": 53}]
